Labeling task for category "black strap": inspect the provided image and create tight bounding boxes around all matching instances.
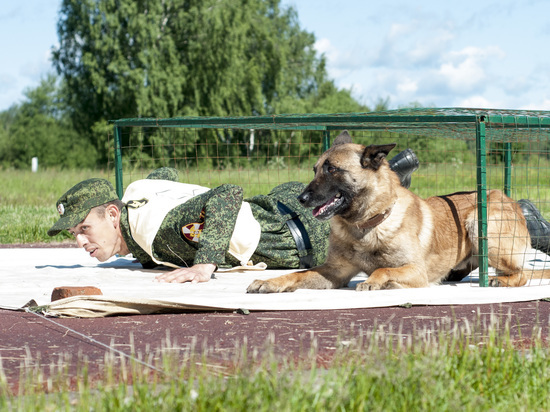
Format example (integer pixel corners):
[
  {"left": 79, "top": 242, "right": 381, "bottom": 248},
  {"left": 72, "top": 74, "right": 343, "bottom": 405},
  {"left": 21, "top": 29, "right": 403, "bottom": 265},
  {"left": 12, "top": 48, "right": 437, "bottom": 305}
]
[{"left": 277, "top": 201, "right": 314, "bottom": 269}]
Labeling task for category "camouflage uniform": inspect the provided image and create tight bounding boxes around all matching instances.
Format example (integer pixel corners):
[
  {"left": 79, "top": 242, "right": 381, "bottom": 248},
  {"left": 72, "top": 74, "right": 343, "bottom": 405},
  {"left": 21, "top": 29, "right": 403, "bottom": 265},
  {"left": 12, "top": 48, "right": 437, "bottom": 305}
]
[
  {"left": 50, "top": 168, "right": 330, "bottom": 270},
  {"left": 122, "top": 169, "right": 330, "bottom": 269}
]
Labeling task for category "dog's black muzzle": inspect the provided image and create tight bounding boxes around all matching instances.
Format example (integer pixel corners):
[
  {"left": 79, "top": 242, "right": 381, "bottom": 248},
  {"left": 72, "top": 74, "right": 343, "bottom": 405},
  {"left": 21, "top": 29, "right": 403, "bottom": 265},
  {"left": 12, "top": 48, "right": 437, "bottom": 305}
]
[{"left": 297, "top": 190, "right": 312, "bottom": 206}]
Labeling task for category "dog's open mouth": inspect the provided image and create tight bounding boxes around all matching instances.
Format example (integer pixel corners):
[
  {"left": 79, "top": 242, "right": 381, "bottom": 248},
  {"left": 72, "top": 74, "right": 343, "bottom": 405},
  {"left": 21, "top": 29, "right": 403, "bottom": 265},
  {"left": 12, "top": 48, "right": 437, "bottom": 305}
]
[{"left": 312, "top": 193, "right": 345, "bottom": 220}]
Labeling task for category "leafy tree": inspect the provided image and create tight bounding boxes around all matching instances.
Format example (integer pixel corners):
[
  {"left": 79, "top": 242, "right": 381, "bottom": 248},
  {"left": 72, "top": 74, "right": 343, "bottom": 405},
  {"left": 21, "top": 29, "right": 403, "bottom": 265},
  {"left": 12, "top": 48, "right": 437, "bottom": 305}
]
[
  {"left": 0, "top": 75, "right": 98, "bottom": 169},
  {"left": 0, "top": 106, "right": 17, "bottom": 165},
  {"left": 52, "top": 0, "right": 366, "bottom": 164}
]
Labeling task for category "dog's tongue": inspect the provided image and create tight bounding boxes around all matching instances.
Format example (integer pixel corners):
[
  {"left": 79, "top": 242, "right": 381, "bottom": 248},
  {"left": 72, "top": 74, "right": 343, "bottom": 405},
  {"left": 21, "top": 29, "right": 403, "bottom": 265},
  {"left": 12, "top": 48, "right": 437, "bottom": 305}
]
[
  {"left": 312, "top": 205, "right": 322, "bottom": 217},
  {"left": 312, "top": 196, "right": 336, "bottom": 217}
]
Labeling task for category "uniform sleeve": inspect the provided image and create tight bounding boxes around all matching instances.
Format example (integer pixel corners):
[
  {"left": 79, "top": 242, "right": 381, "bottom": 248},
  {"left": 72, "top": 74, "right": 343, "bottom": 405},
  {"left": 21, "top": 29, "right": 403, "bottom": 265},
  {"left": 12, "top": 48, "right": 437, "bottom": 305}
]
[{"left": 192, "top": 184, "right": 244, "bottom": 265}]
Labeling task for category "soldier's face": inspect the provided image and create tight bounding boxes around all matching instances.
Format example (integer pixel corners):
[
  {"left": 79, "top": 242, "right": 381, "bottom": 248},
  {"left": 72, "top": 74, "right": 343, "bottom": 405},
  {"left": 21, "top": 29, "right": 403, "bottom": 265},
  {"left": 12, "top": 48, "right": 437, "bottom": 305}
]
[{"left": 69, "top": 206, "right": 121, "bottom": 262}]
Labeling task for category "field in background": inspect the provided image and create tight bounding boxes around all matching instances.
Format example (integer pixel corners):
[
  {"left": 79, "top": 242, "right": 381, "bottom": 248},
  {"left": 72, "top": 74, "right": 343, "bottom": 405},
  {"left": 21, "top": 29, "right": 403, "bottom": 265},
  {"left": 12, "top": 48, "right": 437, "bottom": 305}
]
[
  {"left": 1, "top": 169, "right": 111, "bottom": 244},
  {"left": 2, "top": 155, "right": 549, "bottom": 244}
]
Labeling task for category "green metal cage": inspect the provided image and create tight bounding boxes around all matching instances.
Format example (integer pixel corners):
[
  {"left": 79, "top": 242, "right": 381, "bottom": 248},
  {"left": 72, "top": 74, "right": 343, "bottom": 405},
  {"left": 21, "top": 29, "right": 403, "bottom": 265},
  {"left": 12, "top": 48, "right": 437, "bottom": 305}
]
[{"left": 111, "top": 107, "right": 550, "bottom": 287}]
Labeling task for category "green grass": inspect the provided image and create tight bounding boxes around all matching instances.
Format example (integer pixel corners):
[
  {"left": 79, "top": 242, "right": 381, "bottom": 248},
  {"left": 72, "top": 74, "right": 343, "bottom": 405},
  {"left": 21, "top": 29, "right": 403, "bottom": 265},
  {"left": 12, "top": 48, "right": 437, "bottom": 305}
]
[
  {"left": 0, "top": 169, "right": 112, "bottom": 244},
  {"left": 2, "top": 161, "right": 550, "bottom": 244},
  {"left": 1, "top": 316, "right": 549, "bottom": 411}
]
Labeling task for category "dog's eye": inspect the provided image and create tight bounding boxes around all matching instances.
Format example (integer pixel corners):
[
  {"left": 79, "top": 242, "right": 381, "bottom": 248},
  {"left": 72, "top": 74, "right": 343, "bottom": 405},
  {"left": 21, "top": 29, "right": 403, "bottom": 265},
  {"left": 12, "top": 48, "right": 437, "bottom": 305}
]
[{"left": 327, "top": 166, "right": 337, "bottom": 174}]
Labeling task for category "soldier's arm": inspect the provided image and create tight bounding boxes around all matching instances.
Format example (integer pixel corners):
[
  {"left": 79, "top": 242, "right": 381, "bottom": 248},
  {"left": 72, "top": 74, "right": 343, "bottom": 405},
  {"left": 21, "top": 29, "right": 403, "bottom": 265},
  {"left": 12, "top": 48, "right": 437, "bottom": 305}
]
[
  {"left": 150, "top": 185, "right": 244, "bottom": 283},
  {"left": 155, "top": 185, "right": 243, "bottom": 283},
  {"left": 189, "top": 184, "right": 244, "bottom": 266}
]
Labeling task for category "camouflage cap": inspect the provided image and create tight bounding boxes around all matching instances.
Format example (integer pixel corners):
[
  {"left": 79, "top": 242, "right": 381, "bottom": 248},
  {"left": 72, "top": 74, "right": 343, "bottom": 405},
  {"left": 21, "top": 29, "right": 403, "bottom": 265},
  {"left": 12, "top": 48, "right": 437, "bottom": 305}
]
[{"left": 47, "top": 178, "right": 119, "bottom": 236}]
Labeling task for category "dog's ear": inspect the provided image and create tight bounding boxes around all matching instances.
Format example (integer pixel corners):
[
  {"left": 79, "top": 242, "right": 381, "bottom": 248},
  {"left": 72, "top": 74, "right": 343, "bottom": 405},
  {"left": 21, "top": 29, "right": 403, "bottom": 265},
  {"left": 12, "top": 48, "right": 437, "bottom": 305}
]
[
  {"left": 333, "top": 130, "right": 352, "bottom": 146},
  {"left": 360, "top": 143, "right": 397, "bottom": 170}
]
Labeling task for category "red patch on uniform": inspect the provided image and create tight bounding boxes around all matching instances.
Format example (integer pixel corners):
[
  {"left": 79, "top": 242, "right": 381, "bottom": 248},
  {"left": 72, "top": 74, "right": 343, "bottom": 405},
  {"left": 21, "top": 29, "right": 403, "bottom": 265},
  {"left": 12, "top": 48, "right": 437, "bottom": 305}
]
[{"left": 182, "top": 222, "right": 204, "bottom": 242}]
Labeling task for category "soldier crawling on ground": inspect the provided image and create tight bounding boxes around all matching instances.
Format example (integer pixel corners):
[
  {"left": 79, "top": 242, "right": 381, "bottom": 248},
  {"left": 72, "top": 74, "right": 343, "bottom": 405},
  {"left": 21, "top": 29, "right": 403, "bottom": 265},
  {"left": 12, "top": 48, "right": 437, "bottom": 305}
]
[{"left": 48, "top": 150, "right": 550, "bottom": 284}]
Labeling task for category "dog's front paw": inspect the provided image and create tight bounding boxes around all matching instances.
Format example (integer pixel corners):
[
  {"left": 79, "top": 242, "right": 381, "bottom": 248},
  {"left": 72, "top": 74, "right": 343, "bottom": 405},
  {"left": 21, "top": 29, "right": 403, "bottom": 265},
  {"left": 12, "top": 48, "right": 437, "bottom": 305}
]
[
  {"left": 247, "top": 279, "right": 294, "bottom": 293},
  {"left": 356, "top": 281, "right": 381, "bottom": 291},
  {"left": 246, "top": 279, "right": 270, "bottom": 293}
]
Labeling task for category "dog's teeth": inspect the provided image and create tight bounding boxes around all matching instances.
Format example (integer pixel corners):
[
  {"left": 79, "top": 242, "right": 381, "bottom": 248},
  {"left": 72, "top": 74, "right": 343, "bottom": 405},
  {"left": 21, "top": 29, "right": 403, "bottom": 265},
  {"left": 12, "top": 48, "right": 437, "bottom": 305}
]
[{"left": 336, "top": 193, "right": 342, "bottom": 198}]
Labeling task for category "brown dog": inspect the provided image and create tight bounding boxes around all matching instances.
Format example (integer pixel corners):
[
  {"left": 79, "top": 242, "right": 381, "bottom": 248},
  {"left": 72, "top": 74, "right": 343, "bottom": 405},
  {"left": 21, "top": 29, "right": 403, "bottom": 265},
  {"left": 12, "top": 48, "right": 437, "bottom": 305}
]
[{"left": 247, "top": 131, "right": 550, "bottom": 293}]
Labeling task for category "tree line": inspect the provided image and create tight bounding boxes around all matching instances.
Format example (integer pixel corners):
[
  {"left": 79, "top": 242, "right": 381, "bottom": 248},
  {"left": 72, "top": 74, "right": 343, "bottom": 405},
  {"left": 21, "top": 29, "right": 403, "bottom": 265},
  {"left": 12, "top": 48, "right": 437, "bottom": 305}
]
[{"left": 0, "top": 0, "right": 384, "bottom": 170}]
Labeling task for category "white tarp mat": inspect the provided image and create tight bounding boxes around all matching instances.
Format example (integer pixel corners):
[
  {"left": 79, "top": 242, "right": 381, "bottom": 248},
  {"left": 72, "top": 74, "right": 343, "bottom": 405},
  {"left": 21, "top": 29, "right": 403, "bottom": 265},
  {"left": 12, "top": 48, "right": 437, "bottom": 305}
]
[{"left": 2, "top": 248, "right": 550, "bottom": 318}]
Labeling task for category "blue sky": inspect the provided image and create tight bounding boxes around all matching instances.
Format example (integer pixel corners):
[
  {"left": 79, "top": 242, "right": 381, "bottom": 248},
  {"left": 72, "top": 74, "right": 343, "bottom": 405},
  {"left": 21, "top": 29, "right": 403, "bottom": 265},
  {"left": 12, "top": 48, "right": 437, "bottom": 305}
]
[{"left": 1, "top": 0, "right": 550, "bottom": 112}]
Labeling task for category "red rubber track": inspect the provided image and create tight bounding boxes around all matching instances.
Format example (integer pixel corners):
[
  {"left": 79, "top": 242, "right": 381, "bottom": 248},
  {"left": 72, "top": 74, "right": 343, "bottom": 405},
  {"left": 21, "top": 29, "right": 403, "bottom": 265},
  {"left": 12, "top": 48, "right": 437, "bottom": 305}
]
[{"left": 2, "top": 301, "right": 549, "bottom": 391}]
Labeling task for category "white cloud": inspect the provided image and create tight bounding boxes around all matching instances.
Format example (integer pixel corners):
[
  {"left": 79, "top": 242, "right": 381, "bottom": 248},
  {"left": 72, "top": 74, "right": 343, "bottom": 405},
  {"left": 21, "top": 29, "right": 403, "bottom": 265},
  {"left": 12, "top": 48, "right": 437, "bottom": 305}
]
[
  {"left": 407, "top": 30, "right": 454, "bottom": 66},
  {"left": 0, "top": 73, "right": 17, "bottom": 93},
  {"left": 314, "top": 37, "right": 348, "bottom": 66},
  {"left": 297, "top": 0, "right": 550, "bottom": 111},
  {"left": 438, "top": 60, "right": 484, "bottom": 92},
  {"left": 397, "top": 78, "right": 418, "bottom": 94},
  {"left": 435, "top": 46, "right": 505, "bottom": 93},
  {"left": 314, "top": 38, "right": 333, "bottom": 56},
  {"left": 314, "top": 37, "right": 366, "bottom": 74},
  {"left": 0, "top": 74, "right": 24, "bottom": 109},
  {"left": 370, "top": 18, "right": 456, "bottom": 70},
  {"left": 339, "top": 80, "right": 365, "bottom": 98},
  {"left": 520, "top": 99, "right": 550, "bottom": 111},
  {"left": 20, "top": 49, "right": 53, "bottom": 80},
  {"left": 456, "top": 95, "right": 494, "bottom": 109},
  {"left": 387, "top": 22, "right": 414, "bottom": 40}
]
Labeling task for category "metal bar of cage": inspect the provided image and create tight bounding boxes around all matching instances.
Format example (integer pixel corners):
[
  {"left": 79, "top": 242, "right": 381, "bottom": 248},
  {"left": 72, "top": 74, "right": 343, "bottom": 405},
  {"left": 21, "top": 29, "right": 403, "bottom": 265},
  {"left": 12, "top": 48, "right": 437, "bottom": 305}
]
[
  {"left": 322, "top": 129, "right": 331, "bottom": 152},
  {"left": 476, "top": 117, "right": 489, "bottom": 287},
  {"left": 114, "top": 126, "right": 124, "bottom": 199},
  {"left": 504, "top": 143, "right": 512, "bottom": 197}
]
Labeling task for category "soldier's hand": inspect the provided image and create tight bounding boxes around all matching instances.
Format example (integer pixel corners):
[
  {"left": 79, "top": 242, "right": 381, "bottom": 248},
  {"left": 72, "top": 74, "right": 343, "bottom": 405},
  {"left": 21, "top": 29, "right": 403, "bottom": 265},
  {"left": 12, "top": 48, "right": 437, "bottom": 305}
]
[{"left": 155, "top": 263, "right": 216, "bottom": 283}]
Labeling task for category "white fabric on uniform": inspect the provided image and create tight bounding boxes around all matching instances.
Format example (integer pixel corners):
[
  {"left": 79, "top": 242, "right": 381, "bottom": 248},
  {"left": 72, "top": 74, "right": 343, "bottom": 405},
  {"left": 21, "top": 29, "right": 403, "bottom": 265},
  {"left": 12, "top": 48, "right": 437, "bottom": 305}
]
[
  {"left": 123, "top": 179, "right": 210, "bottom": 268},
  {"left": 122, "top": 179, "right": 261, "bottom": 268}
]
